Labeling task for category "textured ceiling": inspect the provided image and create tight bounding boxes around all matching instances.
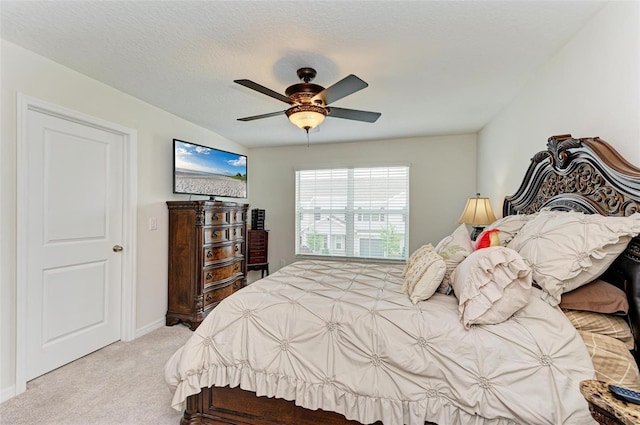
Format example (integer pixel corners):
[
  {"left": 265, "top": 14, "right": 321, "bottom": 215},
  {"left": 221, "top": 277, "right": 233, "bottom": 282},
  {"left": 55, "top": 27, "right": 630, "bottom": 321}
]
[{"left": 1, "top": 1, "right": 605, "bottom": 148}]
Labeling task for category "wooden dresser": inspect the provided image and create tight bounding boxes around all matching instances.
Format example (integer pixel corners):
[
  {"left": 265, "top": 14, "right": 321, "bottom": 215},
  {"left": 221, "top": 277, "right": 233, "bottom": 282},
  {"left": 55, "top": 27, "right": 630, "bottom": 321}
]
[
  {"left": 166, "top": 200, "right": 248, "bottom": 330},
  {"left": 247, "top": 229, "right": 269, "bottom": 278}
]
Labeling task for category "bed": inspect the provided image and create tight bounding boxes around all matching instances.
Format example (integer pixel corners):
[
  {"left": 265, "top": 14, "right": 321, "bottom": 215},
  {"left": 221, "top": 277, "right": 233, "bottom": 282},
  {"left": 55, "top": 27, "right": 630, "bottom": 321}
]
[{"left": 165, "top": 135, "right": 640, "bottom": 425}]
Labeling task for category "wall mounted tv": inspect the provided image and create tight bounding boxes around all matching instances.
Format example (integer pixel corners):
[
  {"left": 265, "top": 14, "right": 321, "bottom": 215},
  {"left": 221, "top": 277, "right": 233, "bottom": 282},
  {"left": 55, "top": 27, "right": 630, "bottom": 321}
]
[{"left": 173, "top": 139, "right": 247, "bottom": 200}]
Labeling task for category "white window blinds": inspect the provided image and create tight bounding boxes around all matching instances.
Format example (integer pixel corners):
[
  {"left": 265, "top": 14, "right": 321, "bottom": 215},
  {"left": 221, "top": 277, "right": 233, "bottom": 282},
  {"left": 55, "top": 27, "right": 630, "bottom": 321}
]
[{"left": 295, "top": 166, "right": 409, "bottom": 260}]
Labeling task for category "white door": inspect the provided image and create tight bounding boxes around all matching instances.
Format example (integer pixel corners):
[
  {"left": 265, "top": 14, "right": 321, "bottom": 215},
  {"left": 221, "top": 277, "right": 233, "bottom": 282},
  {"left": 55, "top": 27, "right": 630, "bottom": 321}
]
[{"left": 24, "top": 108, "right": 124, "bottom": 380}]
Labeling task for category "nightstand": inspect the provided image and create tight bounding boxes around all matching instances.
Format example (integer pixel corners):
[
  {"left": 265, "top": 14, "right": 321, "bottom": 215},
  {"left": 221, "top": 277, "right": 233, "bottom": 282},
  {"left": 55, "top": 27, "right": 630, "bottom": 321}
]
[{"left": 580, "top": 380, "right": 640, "bottom": 425}]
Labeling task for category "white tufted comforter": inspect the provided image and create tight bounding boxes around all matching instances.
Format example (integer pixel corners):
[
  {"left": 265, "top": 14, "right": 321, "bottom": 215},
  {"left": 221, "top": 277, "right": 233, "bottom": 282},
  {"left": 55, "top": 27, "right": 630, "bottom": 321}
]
[{"left": 165, "top": 260, "right": 596, "bottom": 425}]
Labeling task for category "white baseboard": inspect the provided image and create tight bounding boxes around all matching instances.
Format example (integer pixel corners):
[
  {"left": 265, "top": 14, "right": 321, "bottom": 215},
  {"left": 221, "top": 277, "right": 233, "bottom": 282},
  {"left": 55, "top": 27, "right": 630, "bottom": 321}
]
[
  {"left": 134, "top": 317, "right": 165, "bottom": 339},
  {"left": 1, "top": 384, "right": 16, "bottom": 403}
]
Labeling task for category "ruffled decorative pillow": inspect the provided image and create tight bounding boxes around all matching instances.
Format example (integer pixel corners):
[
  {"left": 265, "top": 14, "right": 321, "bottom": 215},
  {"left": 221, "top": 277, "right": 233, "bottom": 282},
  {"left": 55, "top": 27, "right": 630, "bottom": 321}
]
[
  {"left": 451, "top": 246, "right": 532, "bottom": 329},
  {"left": 434, "top": 224, "right": 474, "bottom": 294},
  {"left": 507, "top": 211, "right": 640, "bottom": 306},
  {"left": 402, "top": 244, "right": 446, "bottom": 303}
]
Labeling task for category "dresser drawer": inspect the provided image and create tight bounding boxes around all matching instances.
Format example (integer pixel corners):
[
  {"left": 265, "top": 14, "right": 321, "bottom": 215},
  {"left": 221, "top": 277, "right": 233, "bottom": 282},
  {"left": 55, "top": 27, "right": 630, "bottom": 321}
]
[
  {"left": 249, "top": 239, "right": 266, "bottom": 249},
  {"left": 248, "top": 249, "right": 267, "bottom": 263},
  {"left": 249, "top": 232, "right": 266, "bottom": 242},
  {"left": 203, "top": 260, "right": 244, "bottom": 286},
  {"left": 203, "top": 278, "right": 243, "bottom": 307},
  {"left": 204, "top": 209, "right": 247, "bottom": 226},
  {"left": 203, "top": 225, "right": 245, "bottom": 245},
  {"left": 202, "top": 242, "right": 243, "bottom": 264}
]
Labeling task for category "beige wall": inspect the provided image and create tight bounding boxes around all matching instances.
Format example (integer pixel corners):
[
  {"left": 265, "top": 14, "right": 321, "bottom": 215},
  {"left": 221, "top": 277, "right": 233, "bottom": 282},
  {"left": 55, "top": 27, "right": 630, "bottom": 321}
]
[
  {"left": 0, "top": 40, "right": 248, "bottom": 397},
  {"left": 478, "top": 1, "right": 640, "bottom": 210},
  {"left": 247, "top": 135, "right": 477, "bottom": 278}
]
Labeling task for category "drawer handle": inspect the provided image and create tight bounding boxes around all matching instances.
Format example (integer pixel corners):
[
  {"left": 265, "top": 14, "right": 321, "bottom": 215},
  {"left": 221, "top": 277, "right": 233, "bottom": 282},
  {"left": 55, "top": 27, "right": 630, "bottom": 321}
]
[
  {"left": 233, "top": 282, "right": 239, "bottom": 289},
  {"left": 206, "top": 251, "right": 213, "bottom": 258},
  {"left": 206, "top": 272, "right": 213, "bottom": 280},
  {"left": 211, "top": 231, "right": 218, "bottom": 239},
  {"left": 212, "top": 213, "right": 219, "bottom": 221},
  {"left": 234, "top": 263, "right": 239, "bottom": 271},
  {"left": 205, "top": 294, "right": 212, "bottom": 302},
  {"left": 234, "top": 245, "right": 239, "bottom": 252}
]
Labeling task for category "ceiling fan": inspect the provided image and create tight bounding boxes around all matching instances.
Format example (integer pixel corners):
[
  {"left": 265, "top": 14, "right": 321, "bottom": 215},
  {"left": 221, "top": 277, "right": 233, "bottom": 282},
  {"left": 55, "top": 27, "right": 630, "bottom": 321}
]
[{"left": 234, "top": 67, "right": 381, "bottom": 133}]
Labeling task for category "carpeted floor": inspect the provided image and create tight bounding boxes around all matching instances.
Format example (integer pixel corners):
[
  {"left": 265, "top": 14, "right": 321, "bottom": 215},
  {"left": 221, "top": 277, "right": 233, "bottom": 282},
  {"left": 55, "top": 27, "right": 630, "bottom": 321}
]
[{"left": 1, "top": 325, "right": 193, "bottom": 425}]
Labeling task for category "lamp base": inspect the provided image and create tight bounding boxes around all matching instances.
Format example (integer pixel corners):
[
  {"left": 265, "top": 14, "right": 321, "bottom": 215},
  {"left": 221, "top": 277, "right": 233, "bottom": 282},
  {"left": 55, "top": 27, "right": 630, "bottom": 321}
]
[{"left": 470, "top": 226, "right": 484, "bottom": 241}]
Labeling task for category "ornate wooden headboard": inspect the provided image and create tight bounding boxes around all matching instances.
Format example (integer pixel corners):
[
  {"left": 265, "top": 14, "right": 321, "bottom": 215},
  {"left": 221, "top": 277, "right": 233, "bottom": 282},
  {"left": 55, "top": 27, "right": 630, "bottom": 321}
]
[{"left": 503, "top": 134, "right": 640, "bottom": 362}]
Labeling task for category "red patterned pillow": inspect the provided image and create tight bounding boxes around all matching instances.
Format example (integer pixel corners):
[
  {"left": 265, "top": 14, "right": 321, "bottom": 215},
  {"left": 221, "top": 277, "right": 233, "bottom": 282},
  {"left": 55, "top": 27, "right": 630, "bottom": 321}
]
[{"left": 476, "top": 229, "right": 500, "bottom": 250}]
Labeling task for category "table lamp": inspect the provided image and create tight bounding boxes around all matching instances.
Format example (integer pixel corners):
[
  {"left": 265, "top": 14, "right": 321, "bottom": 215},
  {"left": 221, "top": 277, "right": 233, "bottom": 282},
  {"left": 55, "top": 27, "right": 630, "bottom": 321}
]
[{"left": 457, "top": 193, "right": 497, "bottom": 240}]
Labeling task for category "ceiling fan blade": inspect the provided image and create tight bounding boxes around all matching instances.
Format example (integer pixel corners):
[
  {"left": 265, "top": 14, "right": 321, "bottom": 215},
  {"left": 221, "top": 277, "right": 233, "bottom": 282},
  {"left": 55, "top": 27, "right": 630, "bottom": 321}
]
[
  {"left": 314, "top": 74, "right": 368, "bottom": 105},
  {"left": 234, "top": 79, "right": 292, "bottom": 104},
  {"left": 237, "top": 110, "right": 286, "bottom": 121},
  {"left": 327, "top": 107, "right": 381, "bottom": 123}
]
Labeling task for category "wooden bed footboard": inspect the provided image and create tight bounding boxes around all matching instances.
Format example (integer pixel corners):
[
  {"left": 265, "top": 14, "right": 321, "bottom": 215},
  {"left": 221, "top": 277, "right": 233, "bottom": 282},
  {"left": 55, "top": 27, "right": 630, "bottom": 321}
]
[
  {"left": 182, "top": 386, "right": 440, "bottom": 425},
  {"left": 181, "top": 386, "right": 384, "bottom": 425}
]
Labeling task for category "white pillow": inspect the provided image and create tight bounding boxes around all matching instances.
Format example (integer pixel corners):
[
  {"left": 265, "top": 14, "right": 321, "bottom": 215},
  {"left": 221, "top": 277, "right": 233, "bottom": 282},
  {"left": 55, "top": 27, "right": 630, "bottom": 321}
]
[
  {"left": 507, "top": 211, "right": 640, "bottom": 306},
  {"left": 434, "top": 224, "right": 474, "bottom": 294},
  {"left": 402, "top": 244, "right": 446, "bottom": 303},
  {"left": 476, "top": 213, "right": 538, "bottom": 248},
  {"left": 451, "top": 246, "right": 532, "bottom": 329}
]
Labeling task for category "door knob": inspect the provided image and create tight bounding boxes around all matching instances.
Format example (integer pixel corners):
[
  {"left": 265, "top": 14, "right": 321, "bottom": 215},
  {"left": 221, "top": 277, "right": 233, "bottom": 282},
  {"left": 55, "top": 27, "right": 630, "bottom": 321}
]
[{"left": 113, "top": 245, "right": 124, "bottom": 252}]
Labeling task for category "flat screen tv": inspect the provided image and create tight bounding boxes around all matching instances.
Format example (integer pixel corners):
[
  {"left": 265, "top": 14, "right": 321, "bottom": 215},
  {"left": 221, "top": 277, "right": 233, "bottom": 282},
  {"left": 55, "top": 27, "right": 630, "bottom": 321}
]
[{"left": 173, "top": 139, "right": 247, "bottom": 200}]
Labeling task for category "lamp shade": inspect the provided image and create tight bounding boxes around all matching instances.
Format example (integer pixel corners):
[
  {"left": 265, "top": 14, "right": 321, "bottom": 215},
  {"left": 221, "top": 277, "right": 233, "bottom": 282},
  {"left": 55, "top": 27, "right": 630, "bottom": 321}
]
[
  {"left": 286, "top": 105, "right": 327, "bottom": 130},
  {"left": 457, "top": 194, "right": 497, "bottom": 225}
]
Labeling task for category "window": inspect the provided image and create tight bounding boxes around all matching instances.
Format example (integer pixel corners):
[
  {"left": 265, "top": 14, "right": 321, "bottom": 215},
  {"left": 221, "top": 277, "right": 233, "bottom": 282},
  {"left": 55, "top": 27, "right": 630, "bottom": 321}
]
[
  {"left": 295, "top": 166, "right": 409, "bottom": 260},
  {"left": 357, "top": 212, "right": 385, "bottom": 222}
]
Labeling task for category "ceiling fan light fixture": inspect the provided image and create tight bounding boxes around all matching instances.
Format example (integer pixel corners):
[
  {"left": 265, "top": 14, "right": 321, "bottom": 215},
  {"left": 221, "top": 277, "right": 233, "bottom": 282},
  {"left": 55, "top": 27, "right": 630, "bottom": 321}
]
[{"left": 286, "top": 104, "right": 327, "bottom": 131}]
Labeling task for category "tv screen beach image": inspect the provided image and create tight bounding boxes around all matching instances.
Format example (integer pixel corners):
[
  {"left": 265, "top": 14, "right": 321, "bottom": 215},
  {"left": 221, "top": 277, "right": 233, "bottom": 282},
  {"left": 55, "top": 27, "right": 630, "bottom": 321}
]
[{"left": 174, "top": 140, "right": 247, "bottom": 198}]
